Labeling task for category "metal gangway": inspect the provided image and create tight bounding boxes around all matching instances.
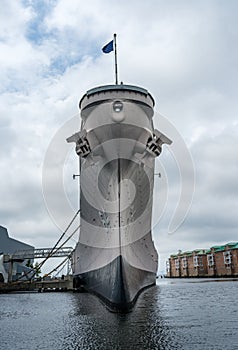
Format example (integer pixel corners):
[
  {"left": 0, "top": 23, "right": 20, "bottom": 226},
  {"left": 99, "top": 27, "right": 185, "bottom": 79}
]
[{"left": 9, "top": 247, "right": 74, "bottom": 260}]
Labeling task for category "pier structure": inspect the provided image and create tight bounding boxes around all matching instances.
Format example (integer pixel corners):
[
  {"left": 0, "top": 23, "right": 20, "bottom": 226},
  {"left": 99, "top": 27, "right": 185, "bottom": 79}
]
[
  {"left": 167, "top": 242, "right": 238, "bottom": 278},
  {"left": 5, "top": 246, "right": 73, "bottom": 260},
  {"left": 1, "top": 221, "right": 78, "bottom": 291},
  {"left": 0, "top": 275, "right": 74, "bottom": 293},
  {"left": 1, "top": 247, "right": 73, "bottom": 283},
  {"left": 0, "top": 247, "right": 74, "bottom": 292}
]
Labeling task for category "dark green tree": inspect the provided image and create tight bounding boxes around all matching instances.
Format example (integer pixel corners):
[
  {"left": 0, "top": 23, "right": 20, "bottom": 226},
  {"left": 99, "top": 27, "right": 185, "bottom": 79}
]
[
  {"left": 26, "top": 259, "right": 33, "bottom": 268},
  {"left": 33, "top": 262, "right": 41, "bottom": 277}
]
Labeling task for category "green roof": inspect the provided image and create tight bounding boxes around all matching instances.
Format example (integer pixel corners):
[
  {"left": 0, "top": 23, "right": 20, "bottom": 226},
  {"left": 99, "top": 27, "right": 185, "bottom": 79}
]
[
  {"left": 226, "top": 242, "right": 238, "bottom": 247},
  {"left": 169, "top": 241, "right": 238, "bottom": 258},
  {"left": 170, "top": 251, "right": 193, "bottom": 258},
  {"left": 210, "top": 245, "right": 225, "bottom": 249},
  {"left": 182, "top": 251, "right": 193, "bottom": 256},
  {"left": 210, "top": 242, "right": 238, "bottom": 252},
  {"left": 194, "top": 249, "right": 206, "bottom": 255},
  {"left": 230, "top": 243, "right": 238, "bottom": 250},
  {"left": 215, "top": 247, "right": 226, "bottom": 252}
]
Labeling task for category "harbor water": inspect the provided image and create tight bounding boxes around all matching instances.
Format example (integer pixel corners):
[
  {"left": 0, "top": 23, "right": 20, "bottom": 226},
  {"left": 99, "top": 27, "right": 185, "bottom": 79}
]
[{"left": 0, "top": 279, "right": 237, "bottom": 350}]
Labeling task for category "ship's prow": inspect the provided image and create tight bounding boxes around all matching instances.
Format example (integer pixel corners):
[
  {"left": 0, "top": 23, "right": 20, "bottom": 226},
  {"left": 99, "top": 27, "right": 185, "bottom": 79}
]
[
  {"left": 68, "top": 83, "right": 171, "bottom": 312},
  {"left": 76, "top": 254, "right": 156, "bottom": 313}
]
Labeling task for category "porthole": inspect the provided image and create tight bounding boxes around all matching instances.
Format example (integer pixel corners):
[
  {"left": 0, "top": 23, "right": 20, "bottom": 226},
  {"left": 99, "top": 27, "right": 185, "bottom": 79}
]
[{"left": 113, "top": 101, "right": 123, "bottom": 113}]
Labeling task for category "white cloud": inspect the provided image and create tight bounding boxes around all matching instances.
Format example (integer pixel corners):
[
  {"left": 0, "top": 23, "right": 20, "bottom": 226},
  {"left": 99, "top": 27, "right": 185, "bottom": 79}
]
[{"left": 0, "top": 0, "right": 238, "bottom": 273}]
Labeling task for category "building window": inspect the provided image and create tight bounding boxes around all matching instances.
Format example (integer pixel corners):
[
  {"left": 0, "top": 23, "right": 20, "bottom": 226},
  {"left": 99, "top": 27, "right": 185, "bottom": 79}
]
[
  {"left": 198, "top": 256, "right": 204, "bottom": 267},
  {"left": 193, "top": 256, "right": 199, "bottom": 267},
  {"left": 223, "top": 251, "right": 232, "bottom": 266},
  {"left": 207, "top": 254, "right": 214, "bottom": 267},
  {"left": 166, "top": 261, "right": 170, "bottom": 272},
  {"left": 182, "top": 257, "right": 187, "bottom": 269},
  {"left": 175, "top": 259, "right": 180, "bottom": 269}
]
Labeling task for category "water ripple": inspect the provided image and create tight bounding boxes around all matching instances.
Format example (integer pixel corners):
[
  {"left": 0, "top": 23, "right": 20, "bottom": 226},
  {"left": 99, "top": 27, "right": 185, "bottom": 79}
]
[{"left": 0, "top": 280, "right": 237, "bottom": 349}]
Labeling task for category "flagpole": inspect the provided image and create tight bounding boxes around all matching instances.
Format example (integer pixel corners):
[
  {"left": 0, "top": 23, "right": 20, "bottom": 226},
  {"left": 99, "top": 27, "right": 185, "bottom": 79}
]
[{"left": 114, "top": 33, "right": 118, "bottom": 85}]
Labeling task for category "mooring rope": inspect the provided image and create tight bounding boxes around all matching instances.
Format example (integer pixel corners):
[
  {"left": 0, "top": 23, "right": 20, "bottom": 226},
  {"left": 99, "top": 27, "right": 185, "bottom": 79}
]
[{"left": 15, "top": 209, "right": 80, "bottom": 282}]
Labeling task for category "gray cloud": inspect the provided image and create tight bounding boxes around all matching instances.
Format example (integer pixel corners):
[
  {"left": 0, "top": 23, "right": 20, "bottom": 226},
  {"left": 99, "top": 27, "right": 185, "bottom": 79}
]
[{"left": 1, "top": 0, "right": 238, "bottom": 273}]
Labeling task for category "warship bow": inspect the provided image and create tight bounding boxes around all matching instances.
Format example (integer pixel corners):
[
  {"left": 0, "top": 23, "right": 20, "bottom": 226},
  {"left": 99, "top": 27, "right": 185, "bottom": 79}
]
[{"left": 67, "top": 84, "right": 171, "bottom": 312}]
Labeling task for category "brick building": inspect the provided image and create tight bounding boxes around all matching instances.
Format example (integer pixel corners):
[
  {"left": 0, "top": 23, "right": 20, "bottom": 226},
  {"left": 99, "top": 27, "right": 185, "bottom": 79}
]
[{"left": 167, "top": 242, "right": 238, "bottom": 278}]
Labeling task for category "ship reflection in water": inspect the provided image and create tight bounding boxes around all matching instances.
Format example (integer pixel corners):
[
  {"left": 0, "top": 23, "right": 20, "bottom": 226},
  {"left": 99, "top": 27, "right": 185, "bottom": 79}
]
[{"left": 0, "top": 279, "right": 238, "bottom": 349}]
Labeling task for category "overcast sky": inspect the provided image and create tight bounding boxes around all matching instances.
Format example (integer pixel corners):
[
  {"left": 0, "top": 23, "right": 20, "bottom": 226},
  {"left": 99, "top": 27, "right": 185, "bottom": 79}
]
[{"left": 1, "top": 0, "right": 238, "bottom": 274}]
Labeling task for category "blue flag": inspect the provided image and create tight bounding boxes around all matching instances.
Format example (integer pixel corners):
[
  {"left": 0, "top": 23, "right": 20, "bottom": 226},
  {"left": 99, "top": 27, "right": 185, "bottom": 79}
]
[{"left": 102, "top": 40, "right": 114, "bottom": 53}]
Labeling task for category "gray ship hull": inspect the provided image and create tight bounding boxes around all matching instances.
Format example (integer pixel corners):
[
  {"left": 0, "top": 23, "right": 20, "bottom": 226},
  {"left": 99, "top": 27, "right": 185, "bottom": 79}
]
[
  {"left": 67, "top": 85, "right": 171, "bottom": 312},
  {"left": 74, "top": 255, "right": 155, "bottom": 312}
]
